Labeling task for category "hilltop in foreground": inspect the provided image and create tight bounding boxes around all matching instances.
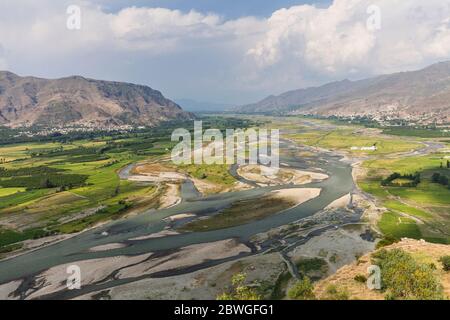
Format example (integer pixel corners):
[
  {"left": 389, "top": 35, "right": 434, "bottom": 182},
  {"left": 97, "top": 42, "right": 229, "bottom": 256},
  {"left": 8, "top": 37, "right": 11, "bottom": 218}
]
[
  {"left": 314, "top": 239, "right": 450, "bottom": 300},
  {"left": 0, "top": 71, "right": 193, "bottom": 128}
]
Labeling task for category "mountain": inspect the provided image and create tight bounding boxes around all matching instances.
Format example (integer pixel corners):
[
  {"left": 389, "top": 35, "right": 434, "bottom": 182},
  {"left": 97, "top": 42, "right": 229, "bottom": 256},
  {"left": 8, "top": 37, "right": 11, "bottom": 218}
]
[
  {"left": 0, "top": 71, "right": 193, "bottom": 127},
  {"left": 174, "top": 98, "right": 231, "bottom": 112},
  {"left": 237, "top": 61, "right": 450, "bottom": 123}
]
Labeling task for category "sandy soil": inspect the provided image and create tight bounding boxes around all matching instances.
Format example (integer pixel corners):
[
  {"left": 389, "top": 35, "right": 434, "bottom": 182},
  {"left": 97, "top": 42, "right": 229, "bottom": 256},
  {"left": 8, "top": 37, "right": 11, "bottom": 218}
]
[
  {"left": 89, "top": 243, "right": 127, "bottom": 252},
  {"left": 270, "top": 188, "right": 321, "bottom": 206},
  {"left": 190, "top": 178, "right": 252, "bottom": 195},
  {"left": 237, "top": 165, "right": 328, "bottom": 186},
  {"left": 128, "top": 172, "right": 186, "bottom": 183},
  {"left": 0, "top": 280, "right": 21, "bottom": 300},
  {"left": 0, "top": 239, "right": 251, "bottom": 300},
  {"left": 314, "top": 239, "right": 450, "bottom": 300},
  {"left": 128, "top": 230, "right": 180, "bottom": 241},
  {"left": 325, "top": 194, "right": 351, "bottom": 210},
  {"left": 166, "top": 213, "right": 196, "bottom": 222},
  {"left": 158, "top": 184, "right": 181, "bottom": 209},
  {"left": 75, "top": 252, "right": 285, "bottom": 300}
]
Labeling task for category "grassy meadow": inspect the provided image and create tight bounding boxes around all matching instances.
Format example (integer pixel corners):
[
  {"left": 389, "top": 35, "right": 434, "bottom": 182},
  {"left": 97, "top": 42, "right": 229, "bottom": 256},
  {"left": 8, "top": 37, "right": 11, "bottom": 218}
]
[{"left": 360, "top": 152, "right": 450, "bottom": 244}]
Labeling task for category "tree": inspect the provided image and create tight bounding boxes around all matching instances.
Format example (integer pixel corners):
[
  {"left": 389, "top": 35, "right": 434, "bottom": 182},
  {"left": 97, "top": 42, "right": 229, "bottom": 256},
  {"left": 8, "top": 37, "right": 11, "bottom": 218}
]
[
  {"left": 40, "top": 178, "right": 53, "bottom": 189},
  {"left": 217, "top": 273, "right": 262, "bottom": 300},
  {"left": 438, "top": 175, "right": 449, "bottom": 186},
  {"left": 288, "top": 277, "right": 316, "bottom": 300},
  {"left": 432, "top": 173, "right": 441, "bottom": 183},
  {"left": 439, "top": 256, "right": 450, "bottom": 272}
]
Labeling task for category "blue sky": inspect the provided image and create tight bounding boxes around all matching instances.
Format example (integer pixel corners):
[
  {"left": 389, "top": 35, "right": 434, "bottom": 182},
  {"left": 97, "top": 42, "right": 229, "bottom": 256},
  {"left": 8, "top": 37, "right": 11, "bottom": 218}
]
[
  {"left": 99, "top": 0, "right": 331, "bottom": 18},
  {"left": 0, "top": 0, "right": 449, "bottom": 106}
]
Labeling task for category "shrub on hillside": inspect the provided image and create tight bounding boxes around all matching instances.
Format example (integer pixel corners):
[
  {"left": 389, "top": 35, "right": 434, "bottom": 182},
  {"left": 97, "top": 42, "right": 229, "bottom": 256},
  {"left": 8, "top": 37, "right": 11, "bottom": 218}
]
[
  {"left": 287, "top": 277, "right": 316, "bottom": 300},
  {"left": 323, "top": 284, "right": 349, "bottom": 300},
  {"left": 371, "top": 249, "right": 444, "bottom": 300},
  {"left": 217, "top": 273, "right": 262, "bottom": 300},
  {"left": 354, "top": 274, "right": 367, "bottom": 283},
  {"left": 439, "top": 256, "right": 450, "bottom": 272}
]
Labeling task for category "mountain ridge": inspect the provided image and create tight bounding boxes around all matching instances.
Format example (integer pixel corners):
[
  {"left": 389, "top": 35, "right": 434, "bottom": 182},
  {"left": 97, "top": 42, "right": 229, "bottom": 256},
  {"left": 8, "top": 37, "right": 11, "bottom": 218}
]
[
  {"left": 236, "top": 61, "right": 450, "bottom": 123},
  {"left": 0, "top": 71, "right": 193, "bottom": 128}
]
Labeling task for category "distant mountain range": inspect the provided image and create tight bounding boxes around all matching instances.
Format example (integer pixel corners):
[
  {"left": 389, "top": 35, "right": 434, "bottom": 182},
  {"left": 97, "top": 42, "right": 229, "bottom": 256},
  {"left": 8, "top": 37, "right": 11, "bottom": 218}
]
[
  {"left": 174, "top": 98, "right": 231, "bottom": 112},
  {"left": 0, "top": 71, "right": 193, "bottom": 128},
  {"left": 236, "top": 61, "right": 450, "bottom": 123}
]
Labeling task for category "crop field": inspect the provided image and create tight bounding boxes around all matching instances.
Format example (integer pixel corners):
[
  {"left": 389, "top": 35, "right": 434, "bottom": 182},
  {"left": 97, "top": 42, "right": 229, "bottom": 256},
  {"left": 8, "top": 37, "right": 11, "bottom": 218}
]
[
  {"left": 277, "top": 117, "right": 450, "bottom": 245},
  {"left": 0, "top": 132, "right": 174, "bottom": 249},
  {"left": 0, "top": 117, "right": 257, "bottom": 252},
  {"left": 360, "top": 153, "right": 450, "bottom": 244},
  {"left": 286, "top": 128, "right": 421, "bottom": 155}
]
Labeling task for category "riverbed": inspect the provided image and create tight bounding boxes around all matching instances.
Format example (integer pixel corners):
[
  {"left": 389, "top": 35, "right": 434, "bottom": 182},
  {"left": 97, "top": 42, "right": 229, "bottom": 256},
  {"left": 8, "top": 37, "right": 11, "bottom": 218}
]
[{"left": 0, "top": 137, "right": 355, "bottom": 299}]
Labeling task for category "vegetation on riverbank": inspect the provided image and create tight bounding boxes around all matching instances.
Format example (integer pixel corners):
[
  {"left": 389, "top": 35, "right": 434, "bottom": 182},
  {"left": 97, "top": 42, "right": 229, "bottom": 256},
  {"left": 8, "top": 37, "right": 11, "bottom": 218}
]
[
  {"left": 0, "top": 117, "right": 256, "bottom": 252},
  {"left": 179, "top": 195, "right": 297, "bottom": 232}
]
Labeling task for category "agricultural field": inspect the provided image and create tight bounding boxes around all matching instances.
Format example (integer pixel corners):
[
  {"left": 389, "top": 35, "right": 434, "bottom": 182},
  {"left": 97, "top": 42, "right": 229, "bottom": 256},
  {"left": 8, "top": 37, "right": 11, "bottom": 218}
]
[
  {"left": 0, "top": 136, "right": 162, "bottom": 251},
  {"left": 286, "top": 127, "right": 420, "bottom": 155},
  {"left": 276, "top": 117, "right": 449, "bottom": 244},
  {"left": 360, "top": 152, "right": 450, "bottom": 244},
  {"left": 0, "top": 130, "right": 180, "bottom": 251},
  {"left": 0, "top": 117, "right": 256, "bottom": 254}
]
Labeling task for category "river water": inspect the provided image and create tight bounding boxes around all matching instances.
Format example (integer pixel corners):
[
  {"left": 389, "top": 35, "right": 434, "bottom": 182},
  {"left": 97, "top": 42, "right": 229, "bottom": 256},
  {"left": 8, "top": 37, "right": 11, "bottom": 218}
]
[{"left": 0, "top": 139, "right": 354, "bottom": 286}]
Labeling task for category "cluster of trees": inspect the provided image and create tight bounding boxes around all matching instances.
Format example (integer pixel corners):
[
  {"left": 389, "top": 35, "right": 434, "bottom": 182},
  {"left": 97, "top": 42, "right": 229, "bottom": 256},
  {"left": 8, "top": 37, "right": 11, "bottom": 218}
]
[
  {"left": 0, "top": 166, "right": 88, "bottom": 190},
  {"left": 431, "top": 173, "right": 450, "bottom": 188},
  {"left": 0, "top": 117, "right": 259, "bottom": 146},
  {"left": 381, "top": 172, "right": 421, "bottom": 187},
  {"left": 440, "top": 160, "right": 450, "bottom": 169},
  {"left": 0, "top": 166, "right": 64, "bottom": 177},
  {"left": 0, "top": 173, "right": 88, "bottom": 190}
]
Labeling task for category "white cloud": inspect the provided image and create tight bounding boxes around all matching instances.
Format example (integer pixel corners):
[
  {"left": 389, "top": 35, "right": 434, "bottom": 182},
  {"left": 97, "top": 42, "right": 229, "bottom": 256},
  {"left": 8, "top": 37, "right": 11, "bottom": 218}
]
[
  {"left": 248, "top": 0, "right": 450, "bottom": 76},
  {"left": 0, "top": 0, "right": 450, "bottom": 103}
]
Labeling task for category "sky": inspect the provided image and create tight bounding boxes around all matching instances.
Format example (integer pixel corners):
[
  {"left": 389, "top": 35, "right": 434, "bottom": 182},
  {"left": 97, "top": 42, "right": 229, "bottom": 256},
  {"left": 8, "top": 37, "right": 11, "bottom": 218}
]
[{"left": 1, "top": 0, "right": 450, "bottom": 105}]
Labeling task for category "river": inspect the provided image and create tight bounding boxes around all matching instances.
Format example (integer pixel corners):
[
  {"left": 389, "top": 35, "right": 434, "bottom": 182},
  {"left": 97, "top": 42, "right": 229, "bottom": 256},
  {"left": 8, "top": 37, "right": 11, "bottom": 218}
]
[{"left": 0, "top": 138, "right": 355, "bottom": 292}]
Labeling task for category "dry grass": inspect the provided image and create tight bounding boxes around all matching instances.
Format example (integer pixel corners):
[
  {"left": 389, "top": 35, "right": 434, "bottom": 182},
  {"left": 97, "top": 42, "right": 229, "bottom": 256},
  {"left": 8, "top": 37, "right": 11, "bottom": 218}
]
[{"left": 314, "top": 239, "right": 450, "bottom": 300}]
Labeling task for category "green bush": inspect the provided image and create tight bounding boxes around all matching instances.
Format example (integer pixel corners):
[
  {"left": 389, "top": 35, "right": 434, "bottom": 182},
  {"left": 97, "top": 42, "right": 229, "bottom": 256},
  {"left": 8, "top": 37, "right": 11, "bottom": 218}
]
[
  {"left": 439, "top": 256, "right": 450, "bottom": 272},
  {"left": 288, "top": 277, "right": 316, "bottom": 300},
  {"left": 376, "top": 235, "right": 399, "bottom": 249},
  {"left": 324, "top": 284, "right": 349, "bottom": 300},
  {"left": 217, "top": 273, "right": 262, "bottom": 300},
  {"left": 371, "top": 249, "right": 444, "bottom": 300},
  {"left": 354, "top": 274, "right": 367, "bottom": 283}
]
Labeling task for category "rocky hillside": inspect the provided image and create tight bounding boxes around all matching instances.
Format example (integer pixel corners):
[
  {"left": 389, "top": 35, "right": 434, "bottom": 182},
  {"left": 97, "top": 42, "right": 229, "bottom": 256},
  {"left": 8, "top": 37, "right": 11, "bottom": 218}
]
[
  {"left": 238, "top": 61, "right": 450, "bottom": 123},
  {"left": 0, "top": 71, "right": 193, "bottom": 127},
  {"left": 314, "top": 239, "right": 450, "bottom": 300}
]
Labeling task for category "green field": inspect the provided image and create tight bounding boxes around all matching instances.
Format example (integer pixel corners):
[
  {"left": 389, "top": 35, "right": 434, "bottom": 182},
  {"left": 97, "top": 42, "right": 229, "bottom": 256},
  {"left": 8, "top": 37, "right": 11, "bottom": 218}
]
[
  {"left": 176, "top": 163, "right": 236, "bottom": 186},
  {"left": 0, "top": 131, "right": 173, "bottom": 249},
  {"left": 360, "top": 153, "right": 450, "bottom": 244},
  {"left": 382, "top": 127, "right": 450, "bottom": 138},
  {"left": 0, "top": 117, "right": 257, "bottom": 252},
  {"left": 287, "top": 128, "right": 420, "bottom": 155}
]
